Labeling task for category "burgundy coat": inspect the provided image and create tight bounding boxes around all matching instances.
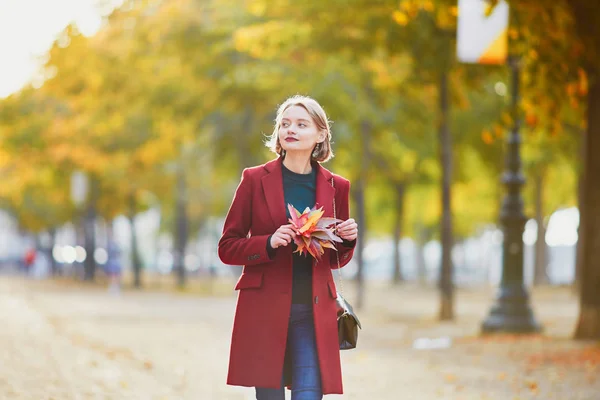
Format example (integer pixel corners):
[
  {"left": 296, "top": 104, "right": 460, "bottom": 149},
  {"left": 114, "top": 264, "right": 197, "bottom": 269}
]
[{"left": 218, "top": 157, "right": 356, "bottom": 395}]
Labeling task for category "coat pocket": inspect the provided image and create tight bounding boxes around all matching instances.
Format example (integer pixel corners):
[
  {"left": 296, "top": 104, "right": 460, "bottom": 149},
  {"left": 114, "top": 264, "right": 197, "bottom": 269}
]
[
  {"left": 327, "top": 280, "right": 338, "bottom": 299},
  {"left": 234, "top": 272, "right": 264, "bottom": 290}
]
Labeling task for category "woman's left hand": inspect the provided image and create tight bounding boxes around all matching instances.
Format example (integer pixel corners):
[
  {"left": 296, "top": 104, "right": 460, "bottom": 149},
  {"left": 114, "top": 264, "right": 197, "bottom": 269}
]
[{"left": 336, "top": 218, "right": 358, "bottom": 241}]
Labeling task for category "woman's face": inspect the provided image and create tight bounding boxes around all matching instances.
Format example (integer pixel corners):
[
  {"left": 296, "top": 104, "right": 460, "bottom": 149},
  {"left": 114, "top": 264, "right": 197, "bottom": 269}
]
[{"left": 278, "top": 105, "right": 324, "bottom": 155}]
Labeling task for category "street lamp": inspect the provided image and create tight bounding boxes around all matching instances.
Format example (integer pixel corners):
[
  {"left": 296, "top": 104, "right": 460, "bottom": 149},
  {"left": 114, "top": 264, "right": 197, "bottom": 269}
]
[{"left": 481, "top": 56, "right": 541, "bottom": 333}]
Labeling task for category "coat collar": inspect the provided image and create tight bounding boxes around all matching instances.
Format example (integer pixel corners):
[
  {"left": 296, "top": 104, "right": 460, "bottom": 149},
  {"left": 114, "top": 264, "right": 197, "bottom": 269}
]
[{"left": 261, "top": 157, "right": 336, "bottom": 228}]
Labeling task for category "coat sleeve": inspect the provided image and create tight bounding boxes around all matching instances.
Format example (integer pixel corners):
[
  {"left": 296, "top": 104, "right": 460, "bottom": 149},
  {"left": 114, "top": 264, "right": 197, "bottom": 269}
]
[
  {"left": 218, "top": 169, "right": 274, "bottom": 266},
  {"left": 331, "top": 177, "right": 356, "bottom": 269}
]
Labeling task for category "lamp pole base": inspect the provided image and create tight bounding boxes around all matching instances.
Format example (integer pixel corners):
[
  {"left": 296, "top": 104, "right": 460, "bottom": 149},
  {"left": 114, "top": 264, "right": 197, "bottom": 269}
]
[{"left": 481, "top": 283, "right": 542, "bottom": 334}]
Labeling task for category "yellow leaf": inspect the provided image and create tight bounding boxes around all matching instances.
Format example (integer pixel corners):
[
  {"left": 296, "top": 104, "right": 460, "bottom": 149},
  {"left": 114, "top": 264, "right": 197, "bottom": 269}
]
[{"left": 299, "top": 208, "right": 324, "bottom": 233}]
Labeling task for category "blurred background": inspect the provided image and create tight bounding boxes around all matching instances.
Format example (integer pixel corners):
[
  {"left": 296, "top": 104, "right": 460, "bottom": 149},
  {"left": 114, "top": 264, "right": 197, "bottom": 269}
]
[
  {"left": 0, "top": 0, "right": 599, "bottom": 398},
  {"left": 0, "top": 0, "right": 587, "bottom": 291}
]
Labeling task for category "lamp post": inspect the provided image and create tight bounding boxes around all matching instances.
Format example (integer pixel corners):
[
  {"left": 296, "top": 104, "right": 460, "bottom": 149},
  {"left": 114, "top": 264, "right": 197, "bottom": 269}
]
[{"left": 481, "top": 56, "right": 541, "bottom": 333}]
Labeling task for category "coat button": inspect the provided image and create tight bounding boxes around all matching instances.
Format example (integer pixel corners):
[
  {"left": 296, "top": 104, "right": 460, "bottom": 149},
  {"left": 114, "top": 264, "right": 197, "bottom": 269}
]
[{"left": 314, "top": 296, "right": 319, "bottom": 304}]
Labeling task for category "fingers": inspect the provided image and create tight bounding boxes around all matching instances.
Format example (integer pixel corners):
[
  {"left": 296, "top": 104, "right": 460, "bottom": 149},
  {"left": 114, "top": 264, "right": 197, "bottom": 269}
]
[
  {"left": 271, "top": 236, "right": 288, "bottom": 248},
  {"left": 278, "top": 227, "right": 297, "bottom": 237},
  {"left": 271, "top": 225, "right": 298, "bottom": 248},
  {"left": 271, "top": 233, "right": 292, "bottom": 248},
  {"left": 279, "top": 232, "right": 293, "bottom": 243},
  {"left": 337, "top": 218, "right": 356, "bottom": 229},
  {"left": 336, "top": 218, "right": 358, "bottom": 241},
  {"left": 337, "top": 222, "right": 357, "bottom": 232},
  {"left": 340, "top": 232, "right": 357, "bottom": 241}
]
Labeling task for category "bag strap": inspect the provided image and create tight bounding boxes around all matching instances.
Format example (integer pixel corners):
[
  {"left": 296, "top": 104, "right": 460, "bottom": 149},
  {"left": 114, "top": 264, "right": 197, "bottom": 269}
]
[{"left": 331, "top": 177, "right": 344, "bottom": 295}]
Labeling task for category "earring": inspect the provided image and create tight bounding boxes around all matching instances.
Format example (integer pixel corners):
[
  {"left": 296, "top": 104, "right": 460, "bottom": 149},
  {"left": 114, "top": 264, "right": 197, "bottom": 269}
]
[{"left": 312, "top": 143, "right": 320, "bottom": 158}]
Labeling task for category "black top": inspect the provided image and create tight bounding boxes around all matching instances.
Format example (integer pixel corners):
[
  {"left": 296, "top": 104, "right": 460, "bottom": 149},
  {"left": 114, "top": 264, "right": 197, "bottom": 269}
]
[
  {"left": 267, "top": 163, "right": 317, "bottom": 304},
  {"left": 284, "top": 163, "right": 317, "bottom": 304}
]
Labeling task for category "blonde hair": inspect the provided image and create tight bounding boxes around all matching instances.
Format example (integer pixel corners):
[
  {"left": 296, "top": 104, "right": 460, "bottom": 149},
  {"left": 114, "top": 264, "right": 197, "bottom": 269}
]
[{"left": 265, "top": 95, "right": 334, "bottom": 163}]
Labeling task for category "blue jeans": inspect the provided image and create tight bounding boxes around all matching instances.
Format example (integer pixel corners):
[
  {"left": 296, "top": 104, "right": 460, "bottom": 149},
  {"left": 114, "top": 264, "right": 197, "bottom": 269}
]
[{"left": 256, "top": 304, "right": 323, "bottom": 400}]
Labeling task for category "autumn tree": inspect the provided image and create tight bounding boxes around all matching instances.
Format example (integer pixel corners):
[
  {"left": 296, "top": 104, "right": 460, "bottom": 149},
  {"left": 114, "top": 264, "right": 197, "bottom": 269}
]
[{"left": 509, "top": 0, "right": 600, "bottom": 338}]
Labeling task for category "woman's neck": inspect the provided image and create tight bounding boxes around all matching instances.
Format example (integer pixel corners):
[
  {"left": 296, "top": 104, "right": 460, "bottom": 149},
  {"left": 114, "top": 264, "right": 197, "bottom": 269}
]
[{"left": 282, "top": 152, "right": 313, "bottom": 174}]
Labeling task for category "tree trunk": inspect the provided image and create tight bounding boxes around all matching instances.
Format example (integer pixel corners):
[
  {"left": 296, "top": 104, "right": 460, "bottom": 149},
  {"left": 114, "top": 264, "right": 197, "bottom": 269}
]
[
  {"left": 353, "top": 120, "right": 370, "bottom": 309},
  {"left": 48, "top": 227, "right": 58, "bottom": 276},
  {"left": 438, "top": 71, "right": 454, "bottom": 321},
  {"left": 74, "top": 219, "right": 85, "bottom": 279},
  {"left": 575, "top": 128, "right": 586, "bottom": 291},
  {"left": 574, "top": 73, "right": 600, "bottom": 339},
  {"left": 83, "top": 177, "right": 98, "bottom": 281},
  {"left": 415, "top": 226, "right": 428, "bottom": 285},
  {"left": 392, "top": 182, "right": 406, "bottom": 284},
  {"left": 354, "top": 180, "right": 365, "bottom": 309},
  {"left": 174, "top": 167, "right": 188, "bottom": 289},
  {"left": 128, "top": 193, "right": 142, "bottom": 288},
  {"left": 533, "top": 172, "right": 549, "bottom": 285}
]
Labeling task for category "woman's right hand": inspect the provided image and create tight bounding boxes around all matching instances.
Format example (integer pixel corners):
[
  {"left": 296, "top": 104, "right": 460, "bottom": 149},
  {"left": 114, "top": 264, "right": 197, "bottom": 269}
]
[{"left": 270, "top": 224, "right": 298, "bottom": 249}]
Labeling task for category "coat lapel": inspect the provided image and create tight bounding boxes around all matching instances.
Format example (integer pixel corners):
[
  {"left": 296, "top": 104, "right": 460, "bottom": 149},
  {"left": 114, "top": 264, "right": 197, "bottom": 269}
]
[
  {"left": 261, "top": 158, "right": 288, "bottom": 228},
  {"left": 315, "top": 163, "right": 335, "bottom": 218},
  {"left": 261, "top": 158, "right": 336, "bottom": 227}
]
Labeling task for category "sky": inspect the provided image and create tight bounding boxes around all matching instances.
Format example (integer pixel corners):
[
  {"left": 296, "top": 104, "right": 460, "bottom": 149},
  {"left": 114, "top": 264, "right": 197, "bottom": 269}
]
[{"left": 0, "top": 0, "right": 123, "bottom": 98}]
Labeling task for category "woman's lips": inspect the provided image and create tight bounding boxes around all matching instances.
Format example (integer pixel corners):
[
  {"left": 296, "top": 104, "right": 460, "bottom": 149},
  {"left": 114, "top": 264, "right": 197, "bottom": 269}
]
[{"left": 285, "top": 138, "right": 298, "bottom": 142}]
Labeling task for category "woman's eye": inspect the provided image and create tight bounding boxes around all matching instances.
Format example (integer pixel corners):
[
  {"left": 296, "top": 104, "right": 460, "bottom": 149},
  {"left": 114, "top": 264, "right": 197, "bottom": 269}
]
[
  {"left": 298, "top": 123, "right": 306, "bottom": 128},
  {"left": 281, "top": 122, "right": 289, "bottom": 127}
]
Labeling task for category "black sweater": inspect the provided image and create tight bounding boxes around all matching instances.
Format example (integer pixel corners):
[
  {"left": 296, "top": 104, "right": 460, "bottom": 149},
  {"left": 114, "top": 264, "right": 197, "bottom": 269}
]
[{"left": 268, "top": 163, "right": 317, "bottom": 304}]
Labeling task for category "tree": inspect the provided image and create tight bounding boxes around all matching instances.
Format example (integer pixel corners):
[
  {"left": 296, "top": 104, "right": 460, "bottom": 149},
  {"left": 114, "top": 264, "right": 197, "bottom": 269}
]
[
  {"left": 510, "top": 0, "right": 600, "bottom": 338},
  {"left": 522, "top": 130, "right": 579, "bottom": 285}
]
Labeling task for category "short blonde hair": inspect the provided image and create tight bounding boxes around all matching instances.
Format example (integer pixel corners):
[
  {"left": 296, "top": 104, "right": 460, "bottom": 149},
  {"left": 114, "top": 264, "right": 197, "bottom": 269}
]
[{"left": 265, "top": 95, "right": 334, "bottom": 163}]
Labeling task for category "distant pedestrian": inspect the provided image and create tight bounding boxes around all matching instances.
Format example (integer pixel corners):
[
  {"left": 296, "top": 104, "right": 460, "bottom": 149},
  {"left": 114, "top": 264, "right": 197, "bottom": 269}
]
[
  {"left": 23, "top": 248, "right": 36, "bottom": 274},
  {"left": 104, "top": 240, "right": 122, "bottom": 294},
  {"left": 218, "top": 95, "right": 358, "bottom": 399},
  {"left": 30, "top": 250, "right": 50, "bottom": 279}
]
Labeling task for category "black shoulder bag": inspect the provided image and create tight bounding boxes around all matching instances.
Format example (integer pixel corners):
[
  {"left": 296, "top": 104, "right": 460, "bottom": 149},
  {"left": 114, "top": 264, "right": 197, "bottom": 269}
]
[{"left": 331, "top": 178, "right": 362, "bottom": 350}]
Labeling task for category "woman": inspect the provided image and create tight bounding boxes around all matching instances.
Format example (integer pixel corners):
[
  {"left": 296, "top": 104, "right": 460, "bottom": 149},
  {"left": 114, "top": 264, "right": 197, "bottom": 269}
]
[{"left": 218, "top": 95, "right": 358, "bottom": 399}]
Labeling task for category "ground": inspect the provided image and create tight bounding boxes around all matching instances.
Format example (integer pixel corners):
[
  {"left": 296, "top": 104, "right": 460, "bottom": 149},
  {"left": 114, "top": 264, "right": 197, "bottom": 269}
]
[{"left": 0, "top": 276, "right": 598, "bottom": 400}]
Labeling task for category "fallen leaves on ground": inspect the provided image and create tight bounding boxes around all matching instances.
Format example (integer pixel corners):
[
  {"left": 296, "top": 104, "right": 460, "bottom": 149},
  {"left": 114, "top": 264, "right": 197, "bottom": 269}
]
[{"left": 526, "top": 346, "right": 600, "bottom": 368}]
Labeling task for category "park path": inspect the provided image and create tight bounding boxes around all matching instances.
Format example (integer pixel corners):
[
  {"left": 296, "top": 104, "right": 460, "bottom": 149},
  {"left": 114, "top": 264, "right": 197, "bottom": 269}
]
[{"left": 0, "top": 276, "right": 598, "bottom": 399}]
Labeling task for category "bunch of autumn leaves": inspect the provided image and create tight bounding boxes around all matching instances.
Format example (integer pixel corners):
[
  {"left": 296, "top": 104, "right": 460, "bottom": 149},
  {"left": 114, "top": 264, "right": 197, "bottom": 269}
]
[{"left": 287, "top": 204, "right": 343, "bottom": 260}]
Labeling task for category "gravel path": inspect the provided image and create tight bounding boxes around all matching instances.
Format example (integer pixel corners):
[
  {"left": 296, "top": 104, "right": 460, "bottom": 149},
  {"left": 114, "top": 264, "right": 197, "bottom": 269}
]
[{"left": 0, "top": 277, "right": 598, "bottom": 399}]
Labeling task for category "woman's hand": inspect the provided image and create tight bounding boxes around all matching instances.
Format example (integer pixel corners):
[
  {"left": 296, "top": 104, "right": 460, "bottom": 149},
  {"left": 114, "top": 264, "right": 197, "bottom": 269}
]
[
  {"left": 270, "top": 224, "right": 298, "bottom": 249},
  {"left": 336, "top": 218, "right": 358, "bottom": 241}
]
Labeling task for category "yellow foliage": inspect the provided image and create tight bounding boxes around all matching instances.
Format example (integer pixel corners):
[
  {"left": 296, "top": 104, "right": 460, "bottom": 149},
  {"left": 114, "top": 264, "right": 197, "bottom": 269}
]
[
  {"left": 482, "top": 129, "right": 494, "bottom": 145},
  {"left": 392, "top": 10, "right": 409, "bottom": 26},
  {"left": 248, "top": 0, "right": 267, "bottom": 16},
  {"left": 406, "top": 184, "right": 440, "bottom": 228},
  {"left": 400, "top": 150, "right": 418, "bottom": 173},
  {"left": 234, "top": 20, "right": 312, "bottom": 60}
]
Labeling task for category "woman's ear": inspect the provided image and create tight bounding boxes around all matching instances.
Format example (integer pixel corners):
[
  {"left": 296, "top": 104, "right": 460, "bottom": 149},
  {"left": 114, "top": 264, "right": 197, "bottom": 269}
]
[{"left": 318, "top": 131, "right": 327, "bottom": 143}]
